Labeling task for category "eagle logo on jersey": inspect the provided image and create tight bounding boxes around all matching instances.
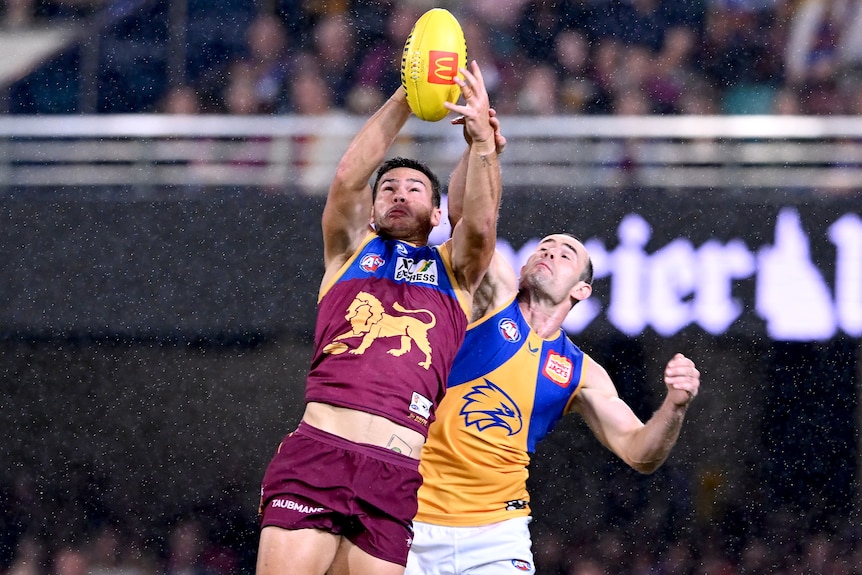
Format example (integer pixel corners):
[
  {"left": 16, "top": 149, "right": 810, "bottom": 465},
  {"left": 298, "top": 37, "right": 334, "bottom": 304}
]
[
  {"left": 323, "top": 291, "right": 437, "bottom": 369},
  {"left": 460, "top": 379, "right": 523, "bottom": 435}
]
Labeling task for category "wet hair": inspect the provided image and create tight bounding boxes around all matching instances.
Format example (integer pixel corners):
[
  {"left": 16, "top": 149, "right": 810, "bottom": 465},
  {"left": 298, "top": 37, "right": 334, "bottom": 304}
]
[{"left": 372, "top": 157, "right": 441, "bottom": 207}]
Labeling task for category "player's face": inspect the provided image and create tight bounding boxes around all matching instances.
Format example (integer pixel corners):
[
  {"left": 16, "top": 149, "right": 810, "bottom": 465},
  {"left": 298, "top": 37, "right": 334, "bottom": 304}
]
[
  {"left": 371, "top": 167, "right": 441, "bottom": 243},
  {"left": 521, "top": 234, "right": 591, "bottom": 302}
]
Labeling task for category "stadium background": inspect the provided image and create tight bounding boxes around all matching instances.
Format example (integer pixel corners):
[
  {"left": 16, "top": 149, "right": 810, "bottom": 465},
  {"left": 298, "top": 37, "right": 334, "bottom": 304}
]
[{"left": 1, "top": 0, "right": 862, "bottom": 574}]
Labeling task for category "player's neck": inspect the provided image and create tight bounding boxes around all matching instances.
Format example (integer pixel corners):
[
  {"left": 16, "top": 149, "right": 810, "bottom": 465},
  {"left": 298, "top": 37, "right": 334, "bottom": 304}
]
[{"left": 517, "top": 293, "right": 567, "bottom": 339}]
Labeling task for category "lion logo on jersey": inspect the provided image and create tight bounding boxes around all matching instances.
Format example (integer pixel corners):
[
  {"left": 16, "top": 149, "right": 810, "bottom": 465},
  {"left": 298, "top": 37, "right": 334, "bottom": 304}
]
[
  {"left": 323, "top": 291, "right": 437, "bottom": 369},
  {"left": 460, "top": 379, "right": 523, "bottom": 435}
]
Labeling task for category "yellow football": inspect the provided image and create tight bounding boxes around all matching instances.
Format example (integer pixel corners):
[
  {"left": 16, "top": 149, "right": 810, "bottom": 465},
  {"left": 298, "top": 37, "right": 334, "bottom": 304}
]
[{"left": 401, "top": 8, "right": 467, "bottom": 122}]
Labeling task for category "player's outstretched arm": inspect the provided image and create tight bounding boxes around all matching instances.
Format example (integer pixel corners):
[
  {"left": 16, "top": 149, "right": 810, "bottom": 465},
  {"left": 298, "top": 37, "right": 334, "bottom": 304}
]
[
  {"left": 322, "top": 87, "right": 412, "bottom": 270},
  {"left": 446, "top": 61, "right": 502, "bottom": 296},
  {"left": 573, "top": 354, "right": 700, "bottom": 474},
  {"left": 447, "top": 109, "right": 510, "bottom": 320}
]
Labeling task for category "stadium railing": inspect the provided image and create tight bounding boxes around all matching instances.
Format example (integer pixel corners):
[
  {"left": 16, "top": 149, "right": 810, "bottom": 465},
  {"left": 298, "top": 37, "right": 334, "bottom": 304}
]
[{"left": 1, "top": 114, "right": 862, "bottom": 195}]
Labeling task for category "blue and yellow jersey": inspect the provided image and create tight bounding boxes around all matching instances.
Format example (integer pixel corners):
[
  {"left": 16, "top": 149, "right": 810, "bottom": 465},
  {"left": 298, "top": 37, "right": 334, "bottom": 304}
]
[
  {"left": 416, "top": 295, "right": 589, "bottom": 526},
  {"left": 305, "top": 232, "right": 471, "bottom": 436}
]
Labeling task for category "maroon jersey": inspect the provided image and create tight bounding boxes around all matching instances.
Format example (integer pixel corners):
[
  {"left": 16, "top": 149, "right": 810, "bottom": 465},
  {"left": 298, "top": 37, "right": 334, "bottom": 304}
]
[{"left": 305, "top": 233, "right": 471, "bottom": 436}]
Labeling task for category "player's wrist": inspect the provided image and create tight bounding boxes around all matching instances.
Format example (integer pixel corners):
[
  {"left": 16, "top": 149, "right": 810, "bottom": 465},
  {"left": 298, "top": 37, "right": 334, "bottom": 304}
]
[{"left": 470, "top": 139, "right": 497, "bottom": 156}]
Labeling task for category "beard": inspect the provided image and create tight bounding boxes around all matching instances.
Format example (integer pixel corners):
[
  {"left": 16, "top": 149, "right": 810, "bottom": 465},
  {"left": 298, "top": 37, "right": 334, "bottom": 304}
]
[{"left": 374, "top": 207, "right": 434, "bottom": 242}]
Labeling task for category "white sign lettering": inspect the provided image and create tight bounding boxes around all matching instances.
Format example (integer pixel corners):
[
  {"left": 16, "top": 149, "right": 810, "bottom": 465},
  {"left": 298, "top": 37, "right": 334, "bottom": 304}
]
[{"left": 496, "top": 208, "right": 861, "bottom": 342}]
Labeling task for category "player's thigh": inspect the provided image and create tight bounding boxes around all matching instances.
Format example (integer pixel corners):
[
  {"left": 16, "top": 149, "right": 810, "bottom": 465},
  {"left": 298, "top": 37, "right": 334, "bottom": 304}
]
[
  {"left": 329, "top": 537, "right": 406, "bottom": 575},
  {"left": 461, "top": 518, "right": 535, "bottom": 575},
  {"left": 407, "top": 519, "right": 535, "bottom": 575},
  {"left": 406, "top": 521, "right": 456, "bottom": 575},
  {"left": 256, "top": 525, "right": 339, "bottom": 575}
]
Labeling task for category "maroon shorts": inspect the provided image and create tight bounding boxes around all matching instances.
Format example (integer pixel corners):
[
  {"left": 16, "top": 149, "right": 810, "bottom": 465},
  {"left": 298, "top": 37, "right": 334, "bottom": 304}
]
[{"left": 258, "top": 421, "right": 422, "bottom": 566}]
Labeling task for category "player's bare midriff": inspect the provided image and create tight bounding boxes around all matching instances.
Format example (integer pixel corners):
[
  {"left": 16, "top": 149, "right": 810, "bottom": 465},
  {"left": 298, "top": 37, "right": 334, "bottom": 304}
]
[{"left": 302, "top": 402, "right": 426, "bottom": 459}]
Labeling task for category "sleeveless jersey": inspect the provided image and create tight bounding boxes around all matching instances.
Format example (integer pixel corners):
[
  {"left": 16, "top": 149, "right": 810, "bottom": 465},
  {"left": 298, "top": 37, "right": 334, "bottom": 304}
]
[
  {"left": 305, "top": 232, "right": 471, "bottom": 437},
  {"left": 416, "top": 296, "right": 589, "bottom": 526}
]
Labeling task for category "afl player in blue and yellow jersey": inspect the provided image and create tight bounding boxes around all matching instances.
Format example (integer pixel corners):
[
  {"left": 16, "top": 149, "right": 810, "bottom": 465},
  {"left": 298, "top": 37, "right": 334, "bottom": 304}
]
[{"left": 406, "top": 146, "right": 702, "bottom": 575}]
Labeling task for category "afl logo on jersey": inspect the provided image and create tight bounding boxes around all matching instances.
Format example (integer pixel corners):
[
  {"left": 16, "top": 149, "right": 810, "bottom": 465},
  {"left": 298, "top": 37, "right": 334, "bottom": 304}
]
[
  {"left": 498, "top": 318, "right": 521, "bottom": 342},
  {"left": 360, "top": 254, "right": 385, "bottom": 273},
  {"left": 511, "top": 559, "right": 532, "bottom": 571}
]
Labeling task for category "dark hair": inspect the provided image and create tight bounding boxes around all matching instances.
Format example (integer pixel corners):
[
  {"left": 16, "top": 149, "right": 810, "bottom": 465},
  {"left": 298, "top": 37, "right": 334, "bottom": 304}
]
[
  {"left": 561, "top": 233, "right": 594, "bottom": 284},
  {"left": 580, "top": 257, "right": 594, "bottom": 285},
  {"left": 372, "top": 157, "right": 441, "bottom": 207}
]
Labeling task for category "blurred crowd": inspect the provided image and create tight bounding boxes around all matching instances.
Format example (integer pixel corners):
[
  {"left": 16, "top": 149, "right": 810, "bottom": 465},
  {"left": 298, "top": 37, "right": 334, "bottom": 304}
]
[
  {"left": 4, "top": 0, "right": 862, "bottom": 116},
  {"left": 151, "top": 0, "right": 862, "bottom": 117},
  {"left": 2, "top": 464, "right": 862, "bottom": 575}
]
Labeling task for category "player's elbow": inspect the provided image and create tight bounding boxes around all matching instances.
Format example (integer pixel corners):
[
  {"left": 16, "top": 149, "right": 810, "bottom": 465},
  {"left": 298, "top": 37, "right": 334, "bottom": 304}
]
[
  {"left": 623, "top": 452, "right": 668, "bottom": 475},
  {"left": 630, "top": 460, "right": 664, "bottom": 475}
]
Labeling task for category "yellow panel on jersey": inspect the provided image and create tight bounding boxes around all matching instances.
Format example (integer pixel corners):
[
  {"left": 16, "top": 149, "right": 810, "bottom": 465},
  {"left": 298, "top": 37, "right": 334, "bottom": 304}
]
[{"left": 417, "top": 296, "right": 589, "bottom": 527}]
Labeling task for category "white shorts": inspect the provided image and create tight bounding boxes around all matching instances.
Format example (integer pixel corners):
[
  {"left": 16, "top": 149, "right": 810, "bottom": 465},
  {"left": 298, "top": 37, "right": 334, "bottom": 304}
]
[{"left": 405, "top": 516, "right": 535, "bottom": 575}]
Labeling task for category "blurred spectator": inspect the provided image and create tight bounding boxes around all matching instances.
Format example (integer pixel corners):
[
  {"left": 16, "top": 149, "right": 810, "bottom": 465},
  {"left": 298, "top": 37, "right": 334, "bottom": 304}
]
[
  {"left": 284, "top": 52, "right": 348, "bottom": 191},
  {"left": 287, "top": 53, "right": 334, "bottom": 116},
  {"left": 841, "top": 76, "right": 862, "bottom": 114},
  {"left": 236, "top": 12, "right": 292, "bottom": 114},
  {"left": 784, "top": 0, "right": 862, "bottom": 88},
  {"left": 612, "top": 44, "right": 656, "bottom": 111},
  {"left": 347, "top": 2, "right": 421, "bottom": 115},
  {"left": 678, "top": 76, "right": 721, "bottom": 114},
  {"left": 461, "top": 16, "right": 505, "bottom": 100},
  {"left": 649, "top": 25, "right": 701, "bottom": 113},
  {"left": 163, "top": 519, "right": 211, "bottom": 575},
  {"left": 772, "top": 86, "right": 804, "bottom": 114},
  {"left": 222, "top": 62, "right": 265, "bottom": 115},
  {"left": 739, "top": 537, "right": 773, "bottom": 574},
  {"left": 87, "top": 524, "right": 158, "bottom": 575},
  {"left": 465, "top": 0, "right": 529, "bottom": 57},
  {"left": 3, "top": 0, "right": 33, "bottom": 28},
  {"left": 4, "top": 536, "right": 45, "bottom": 575},
  {"left": 586, "top": 37, "right": 622, "bottom": 114},
  {"left": 516, "top": 63, "right": 559, "bottom": 114},
  {"left": 695, "top": 5, "right": 786, "bottom": 113},
  {"left": 51, "top": 547, "right": 89, "bottom": 575},
  {"left": 159, "top": 85, "right": 202, "bottom": 115},
  {"left": 566, "top": 558, "right": 604, "bottom": 575},
  {"left": 310, "top": 12, "right": 359, "bottom": 109},
  {"left": 554, "top": 28, "right": 601, "bottom": 113}
]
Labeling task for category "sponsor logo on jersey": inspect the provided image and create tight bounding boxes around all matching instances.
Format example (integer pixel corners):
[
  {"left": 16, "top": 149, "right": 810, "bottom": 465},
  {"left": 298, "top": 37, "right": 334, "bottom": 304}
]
[
  {"left": 270, "top": 498, "right": 325, "bottom": 514},
  {"left": 506, "top": 499, "right": 528, "bottom": 510},
  {"left": 410, "top": 392, "right": 432, "bottom": 420},
  {"left": 543, "top": 352, "right": 573, "bottom": 387},
  {"left": 498, "top": 318, "right": 521, "bottom": 342},
  {"left": 511, "top": 559, "right": 532, "bottom": 571},
  {"left": 396, "top": 243, "right": 408, "bottom": 255},
  {"left": 394, "top": 257, "right": 439, "bottom": 284},
  {"left": 460, "top": 379, "right": 523, "bottom": 435},
  {"left": 360, "top": 254, "right": 385, "bottom": 273},
  {"left": 528, "top": 341, "right": 539, "bottom": 354}
]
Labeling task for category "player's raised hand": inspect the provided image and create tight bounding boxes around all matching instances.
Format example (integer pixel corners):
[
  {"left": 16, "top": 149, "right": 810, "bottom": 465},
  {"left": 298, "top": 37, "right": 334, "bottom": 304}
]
[
  {"left": 664, "top": 353, "right": 700, "bottom": 406},
  {"left": 452, "top": 108, "right": 506, "bottom": 155}
]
